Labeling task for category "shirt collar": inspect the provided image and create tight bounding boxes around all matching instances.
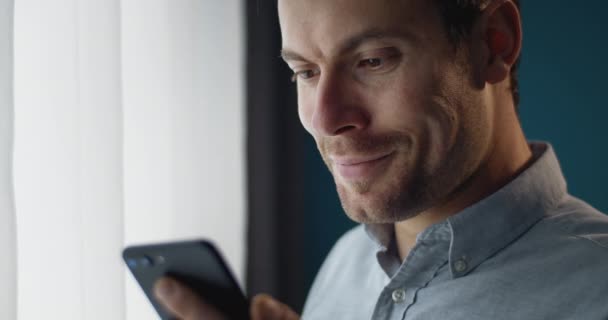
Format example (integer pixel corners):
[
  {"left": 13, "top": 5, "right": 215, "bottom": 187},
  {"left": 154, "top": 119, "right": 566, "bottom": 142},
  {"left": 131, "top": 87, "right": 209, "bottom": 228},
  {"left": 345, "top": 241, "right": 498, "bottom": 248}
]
[{"left": 364, "top": 142, "right": 567, "bottom": 278}]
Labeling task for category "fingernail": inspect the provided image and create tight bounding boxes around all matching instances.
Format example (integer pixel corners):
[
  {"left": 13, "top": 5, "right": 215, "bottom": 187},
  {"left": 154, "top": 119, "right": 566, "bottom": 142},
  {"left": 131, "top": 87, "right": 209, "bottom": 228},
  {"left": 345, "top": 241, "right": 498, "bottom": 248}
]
[{"left": 154, "top": 278, "right": 175, "bottom": 301}]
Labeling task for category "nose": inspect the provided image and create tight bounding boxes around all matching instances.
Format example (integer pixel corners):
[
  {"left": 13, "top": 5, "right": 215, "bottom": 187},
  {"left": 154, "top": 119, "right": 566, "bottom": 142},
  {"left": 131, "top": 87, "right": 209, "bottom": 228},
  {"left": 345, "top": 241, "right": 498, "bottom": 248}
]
[{"left": 311, "top": 71, "right": 369, "bottom": 136}]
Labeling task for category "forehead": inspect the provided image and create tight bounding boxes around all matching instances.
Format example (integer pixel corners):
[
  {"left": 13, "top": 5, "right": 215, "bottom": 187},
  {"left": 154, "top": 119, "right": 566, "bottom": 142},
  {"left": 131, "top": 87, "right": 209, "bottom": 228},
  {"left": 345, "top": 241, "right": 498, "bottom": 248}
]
[{"left": 278, "top": 0, "right": 442, "bottom": 59}]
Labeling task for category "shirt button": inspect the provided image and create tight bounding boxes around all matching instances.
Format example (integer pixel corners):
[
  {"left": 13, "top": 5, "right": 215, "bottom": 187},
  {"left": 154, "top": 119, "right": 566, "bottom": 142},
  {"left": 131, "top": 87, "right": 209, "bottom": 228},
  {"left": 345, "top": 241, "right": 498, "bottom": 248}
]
[
  {"left": 391, "top": 288, "right": 406, "bottom": 303},
  {"left": 454, "top": 259, "right": 468, "bottom": 273}
]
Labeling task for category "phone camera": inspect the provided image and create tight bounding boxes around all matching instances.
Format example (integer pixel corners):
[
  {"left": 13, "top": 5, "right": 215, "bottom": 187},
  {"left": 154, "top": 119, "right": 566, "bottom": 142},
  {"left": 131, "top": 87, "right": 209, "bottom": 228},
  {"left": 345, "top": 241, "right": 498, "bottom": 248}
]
[
  {"left": 126, "top": 258, "right": 138, "bottom": 268},
  {"left": 127, "top": 256, "right": 154, "bottom": 268},
  {"left": 139, "top": 256, "right": 154, "bottom": 267}
]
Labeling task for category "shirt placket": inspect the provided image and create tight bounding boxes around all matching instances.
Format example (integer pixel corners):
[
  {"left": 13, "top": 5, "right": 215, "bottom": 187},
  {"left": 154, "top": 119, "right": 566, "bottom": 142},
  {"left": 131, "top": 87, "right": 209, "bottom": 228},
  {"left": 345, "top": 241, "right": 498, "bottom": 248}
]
[{"left": 371, "top": 237, "right": 449, "bottom": 320}]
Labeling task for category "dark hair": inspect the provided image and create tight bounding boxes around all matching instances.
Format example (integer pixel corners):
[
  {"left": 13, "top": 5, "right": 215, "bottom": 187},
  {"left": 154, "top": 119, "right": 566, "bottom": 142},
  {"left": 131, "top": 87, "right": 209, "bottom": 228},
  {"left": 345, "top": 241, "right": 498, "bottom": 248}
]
[{"left": 434, "top": 0, "right": 521, "bottom": 108}]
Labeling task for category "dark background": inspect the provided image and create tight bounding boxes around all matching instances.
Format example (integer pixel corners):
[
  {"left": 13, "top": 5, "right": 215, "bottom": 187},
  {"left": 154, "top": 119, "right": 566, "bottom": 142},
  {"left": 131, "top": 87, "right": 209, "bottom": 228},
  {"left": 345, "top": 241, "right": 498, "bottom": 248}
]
[{"left": 246, "top": 1, "right": 608, "bottom": 313}]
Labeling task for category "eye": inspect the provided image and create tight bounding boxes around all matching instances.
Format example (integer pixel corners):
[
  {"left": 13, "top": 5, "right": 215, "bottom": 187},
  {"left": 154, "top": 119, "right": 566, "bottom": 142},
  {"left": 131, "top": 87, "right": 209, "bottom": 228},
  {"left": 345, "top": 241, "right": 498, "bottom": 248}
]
[
  {"left": 354, "top": 48, "right": 402, "bottom": 75},
  {"left": 290, "top": 69, "right": 320, "bottom": 83},
  {"left": 358, "top": 58, "right": 383, "bottom": 69}
]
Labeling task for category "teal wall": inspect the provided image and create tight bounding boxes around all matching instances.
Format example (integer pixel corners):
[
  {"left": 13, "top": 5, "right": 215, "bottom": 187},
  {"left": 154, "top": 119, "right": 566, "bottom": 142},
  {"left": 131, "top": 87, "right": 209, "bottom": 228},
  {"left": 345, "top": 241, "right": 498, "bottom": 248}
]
[
  {"left": 302, "top": 2, "right": 608, "bottom": 293},
  {"left": 518, "top": 2, "right": 608, "bottom": 212}
]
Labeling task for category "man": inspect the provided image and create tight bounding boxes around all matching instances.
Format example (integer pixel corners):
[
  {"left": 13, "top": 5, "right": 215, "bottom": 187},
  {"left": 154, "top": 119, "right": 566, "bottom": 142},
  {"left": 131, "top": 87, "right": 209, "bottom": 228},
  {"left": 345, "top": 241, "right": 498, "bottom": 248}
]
[{"left": 154, "top": 0, "right": 608, "bottom": 319}]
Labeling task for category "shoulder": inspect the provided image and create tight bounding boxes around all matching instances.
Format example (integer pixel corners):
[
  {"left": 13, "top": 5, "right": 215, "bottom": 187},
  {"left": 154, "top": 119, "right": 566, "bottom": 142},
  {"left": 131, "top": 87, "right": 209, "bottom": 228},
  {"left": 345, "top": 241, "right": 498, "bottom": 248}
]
[
  {"left": 523, "top": 200, "right": 608, "bottom": 316},
  {"left": 302, "top": 225, "right": 382, "bottom": 316},
  {"left": 331, "top": 224, "right": 373, "bottom": 253},
  {"left": 311, "top": 224, "right": 376, "bottom": 280},
  {"left": 508, "top": 195, "right": 608, "bottom": 283},
  {"left": 486, "top": 195, "right": 608, "bottom": 279},
  {"left": 539, "top": 195, "right": 608, "bottom": 250}
]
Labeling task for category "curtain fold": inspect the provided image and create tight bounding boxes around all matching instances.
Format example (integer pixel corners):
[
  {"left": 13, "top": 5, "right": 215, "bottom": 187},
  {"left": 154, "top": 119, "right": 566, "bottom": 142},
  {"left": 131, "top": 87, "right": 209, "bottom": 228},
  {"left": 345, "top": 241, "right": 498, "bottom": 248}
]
[
  {"left": 13, "top": 0, "right": 125, "bottom": 319},
  {"left": 121, "top": 1, "right": 245, "bottom": 316},
  {"left": 0, "top": 0, "right": 16, "bottom": 319},
  {"left": 10, "top": 0, "right": 244, "bottom": 319}
]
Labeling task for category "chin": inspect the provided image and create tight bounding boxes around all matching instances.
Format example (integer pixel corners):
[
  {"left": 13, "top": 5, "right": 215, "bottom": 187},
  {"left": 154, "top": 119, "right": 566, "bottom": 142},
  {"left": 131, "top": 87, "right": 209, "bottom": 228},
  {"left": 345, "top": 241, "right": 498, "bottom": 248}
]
[{"left": 336, "top": 180, "right": 429, "bottom": 224}]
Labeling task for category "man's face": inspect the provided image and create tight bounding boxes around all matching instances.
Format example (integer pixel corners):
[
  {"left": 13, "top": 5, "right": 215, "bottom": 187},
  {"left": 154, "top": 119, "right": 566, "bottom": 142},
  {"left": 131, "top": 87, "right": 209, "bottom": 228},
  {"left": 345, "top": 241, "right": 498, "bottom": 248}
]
[{"left": 279, "top": 0, "right": 493, "bottom": 224}]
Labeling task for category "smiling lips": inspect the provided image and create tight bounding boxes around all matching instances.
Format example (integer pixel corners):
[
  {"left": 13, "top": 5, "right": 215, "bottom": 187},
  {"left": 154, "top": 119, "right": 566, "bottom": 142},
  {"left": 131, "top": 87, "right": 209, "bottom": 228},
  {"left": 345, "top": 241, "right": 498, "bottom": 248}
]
[{"left": 332, "top": 152, "right": 394, "bottom": 180}]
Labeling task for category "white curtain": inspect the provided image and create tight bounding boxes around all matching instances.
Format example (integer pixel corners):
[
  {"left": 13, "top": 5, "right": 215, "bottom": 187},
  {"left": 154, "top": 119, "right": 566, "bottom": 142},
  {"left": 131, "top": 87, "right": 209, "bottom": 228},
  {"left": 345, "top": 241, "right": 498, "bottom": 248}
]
[
  {"left": 121, "top": 1, "right": 246, "bottom": 318},
  {"left": 1, "top": 0, "right": 16, "bottom": 319},
  {"left": 7, "top": 0, "right": 245, "bottom": 319}
]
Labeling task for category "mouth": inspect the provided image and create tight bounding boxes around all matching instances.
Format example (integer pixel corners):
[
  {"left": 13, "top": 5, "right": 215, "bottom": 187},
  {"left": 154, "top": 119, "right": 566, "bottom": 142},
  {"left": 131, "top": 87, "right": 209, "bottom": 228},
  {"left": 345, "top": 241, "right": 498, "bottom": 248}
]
[{"left": 331, "top": 152, "right": 394, "bottom": 181}]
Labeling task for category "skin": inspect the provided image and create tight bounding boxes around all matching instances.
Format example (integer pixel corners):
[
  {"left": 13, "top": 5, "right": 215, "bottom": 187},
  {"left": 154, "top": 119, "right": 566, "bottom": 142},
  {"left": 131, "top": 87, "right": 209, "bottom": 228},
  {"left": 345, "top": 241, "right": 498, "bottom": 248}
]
[
  {"left": 154, "top": 0, "right": 529, "bottom": 318},
  {"left": 153, "top": 277, "right": 298, "bottom": 320}
]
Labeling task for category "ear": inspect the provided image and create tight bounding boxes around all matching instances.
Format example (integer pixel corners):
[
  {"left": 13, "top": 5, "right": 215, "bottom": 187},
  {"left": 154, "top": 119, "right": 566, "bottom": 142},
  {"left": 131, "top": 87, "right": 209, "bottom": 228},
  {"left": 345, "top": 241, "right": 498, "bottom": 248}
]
[{"left": 475, "top": 0, "right": 522, "bottom": 84}]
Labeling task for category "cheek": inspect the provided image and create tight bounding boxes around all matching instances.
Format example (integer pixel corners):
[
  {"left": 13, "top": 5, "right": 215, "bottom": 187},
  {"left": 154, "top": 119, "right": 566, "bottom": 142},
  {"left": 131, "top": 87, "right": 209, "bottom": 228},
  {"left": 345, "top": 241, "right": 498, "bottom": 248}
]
[
  {"left": 369, "top": 61, "right": 438, "bottom": 126},
  {"left": 422, "top": 113, "right": 456, "bottom": 170},
  {"left": 372, "top": 80, "right": 439, "bottom": 137},
  {"left": 415, "top": 95, "right": 459, "bottom": 171},
  {"left": 374, "top": 80, "right": 458, "bottom": 166}
]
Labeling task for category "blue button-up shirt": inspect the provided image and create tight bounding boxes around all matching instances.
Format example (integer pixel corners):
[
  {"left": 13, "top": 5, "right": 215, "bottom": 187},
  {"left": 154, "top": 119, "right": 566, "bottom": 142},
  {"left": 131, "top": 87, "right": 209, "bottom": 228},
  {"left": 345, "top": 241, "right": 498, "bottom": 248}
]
[{"left": 302, "top": 143, "right": 608, "bottom": 319}]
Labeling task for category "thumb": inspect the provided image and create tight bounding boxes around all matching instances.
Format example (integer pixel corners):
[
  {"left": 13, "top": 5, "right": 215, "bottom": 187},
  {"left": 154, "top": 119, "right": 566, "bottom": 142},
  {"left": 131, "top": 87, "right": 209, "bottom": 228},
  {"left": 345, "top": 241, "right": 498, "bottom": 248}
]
[{"left": 250, "top": 294, "right": 300, "bottom": 320}]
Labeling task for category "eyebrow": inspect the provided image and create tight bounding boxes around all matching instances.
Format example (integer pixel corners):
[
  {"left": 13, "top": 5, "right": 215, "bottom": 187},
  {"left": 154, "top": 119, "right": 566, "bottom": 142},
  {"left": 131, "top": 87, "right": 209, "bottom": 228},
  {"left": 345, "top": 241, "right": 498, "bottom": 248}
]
[{"left": 280, "top": 28, "right": 416, "bottom": 63}]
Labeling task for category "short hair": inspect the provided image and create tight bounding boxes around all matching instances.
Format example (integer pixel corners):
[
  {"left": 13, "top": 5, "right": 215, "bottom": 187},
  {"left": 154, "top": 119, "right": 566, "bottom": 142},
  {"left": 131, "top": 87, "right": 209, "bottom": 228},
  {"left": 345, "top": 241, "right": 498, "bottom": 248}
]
[{"left": 434, "top": 0, "right": 522, "bottom": 108}]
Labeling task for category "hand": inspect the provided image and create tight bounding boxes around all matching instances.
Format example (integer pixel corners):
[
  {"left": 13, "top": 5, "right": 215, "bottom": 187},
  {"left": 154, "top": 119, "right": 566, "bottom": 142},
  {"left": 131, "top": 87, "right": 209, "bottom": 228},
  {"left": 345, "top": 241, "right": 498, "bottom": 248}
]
[
  {"left": 154, "top": 276, "right": 300, "bottom": 320},
  {"left": 249, "top": 294, "right": 300, "bottom": 320}
]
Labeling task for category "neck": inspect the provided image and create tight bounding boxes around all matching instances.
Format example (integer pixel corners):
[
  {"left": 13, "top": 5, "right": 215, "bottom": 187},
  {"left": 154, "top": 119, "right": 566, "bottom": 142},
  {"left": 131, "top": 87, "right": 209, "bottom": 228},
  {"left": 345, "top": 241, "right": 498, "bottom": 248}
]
[{"left": 394, "top": 102, "right": 532, "bottom": 261}]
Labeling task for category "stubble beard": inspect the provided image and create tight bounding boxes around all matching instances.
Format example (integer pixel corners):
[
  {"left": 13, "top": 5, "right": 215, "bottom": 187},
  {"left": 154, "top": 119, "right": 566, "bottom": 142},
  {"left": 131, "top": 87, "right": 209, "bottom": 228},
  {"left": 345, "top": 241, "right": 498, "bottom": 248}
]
[
  {"left": 319, "top": 132, "right": 438, "bottom": 224},
  {"left": 329, "top": 126, "right": 487, "bottom": 225},
  {"left": 335, "top": 156, "right": 435, "bottom": 224}
]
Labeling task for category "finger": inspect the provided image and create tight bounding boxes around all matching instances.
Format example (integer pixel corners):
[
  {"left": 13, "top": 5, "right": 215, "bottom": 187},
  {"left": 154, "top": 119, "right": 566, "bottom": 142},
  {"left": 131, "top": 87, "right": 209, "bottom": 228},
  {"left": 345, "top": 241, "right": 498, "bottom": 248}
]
[
  {"left": 251, "top": 294, "right": 300, "bottom": 320},
  {"left": 154, "top": 276, "right": 226, "bottom": 320}
]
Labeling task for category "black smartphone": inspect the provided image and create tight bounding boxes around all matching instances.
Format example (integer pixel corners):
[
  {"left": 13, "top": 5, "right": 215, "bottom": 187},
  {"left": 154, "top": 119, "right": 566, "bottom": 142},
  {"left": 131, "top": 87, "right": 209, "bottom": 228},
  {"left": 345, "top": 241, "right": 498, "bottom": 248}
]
[{"left": 123, "top": 239, "right": 249, "bottom": 320}]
